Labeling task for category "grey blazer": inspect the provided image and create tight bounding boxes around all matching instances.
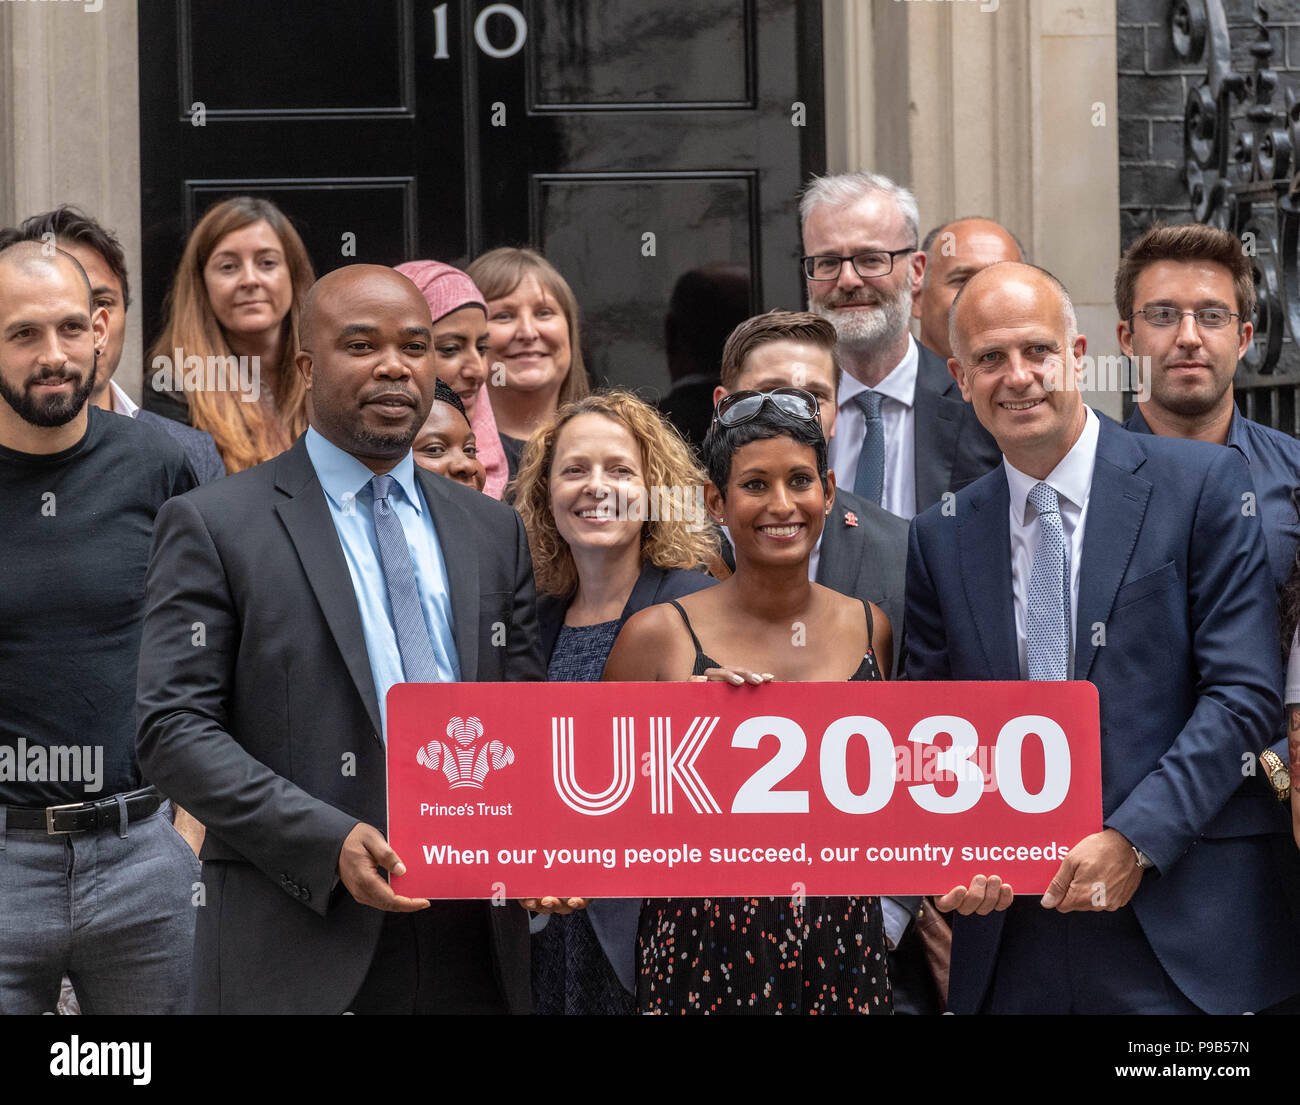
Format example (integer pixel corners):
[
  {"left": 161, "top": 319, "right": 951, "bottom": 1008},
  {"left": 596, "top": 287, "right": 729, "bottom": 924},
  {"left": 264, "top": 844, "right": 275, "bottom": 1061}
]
[{"left": 912, "top": 341, "right": 1002, "bottom": 513}]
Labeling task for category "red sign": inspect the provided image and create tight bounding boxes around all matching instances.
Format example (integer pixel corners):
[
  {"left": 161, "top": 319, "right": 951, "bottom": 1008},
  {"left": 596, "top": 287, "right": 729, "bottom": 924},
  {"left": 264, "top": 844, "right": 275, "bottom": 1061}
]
[{"left": 386, "top": 681, "right": 1101, "bottom": 899}]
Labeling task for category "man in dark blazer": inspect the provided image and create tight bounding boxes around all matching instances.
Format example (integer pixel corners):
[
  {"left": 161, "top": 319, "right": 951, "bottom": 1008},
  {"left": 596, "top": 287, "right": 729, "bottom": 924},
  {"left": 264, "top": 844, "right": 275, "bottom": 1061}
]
[
  {"left": 906, "top": 261, "right": 1300, "bottom": 1013},
  {"left": 799, "top": 172, "right": 1001, "bottom": 520},
  {"left": 136, "top": 265, "right": 546, "bottom": 1014}
]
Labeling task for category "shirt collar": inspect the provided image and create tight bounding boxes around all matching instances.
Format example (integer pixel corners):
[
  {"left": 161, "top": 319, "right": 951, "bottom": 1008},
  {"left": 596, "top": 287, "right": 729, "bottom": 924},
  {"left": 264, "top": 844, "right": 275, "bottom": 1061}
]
[
  {"left": 304, "top": 426, "right": 423, "bottom": 515},
  {"left": 1224, "top": 409, "right": 1250, "bottom": 462},
  {"left": 837, "top": 334, "right": 919, "bottom": 410},
  {"left": 1130, "top": 403, "right": 1249, "bottom": 464},
  {"left": 1004, "top": 406, "right": 1100, "bottom": 525},
  {"left": 108, "top": 379, "right": 139, "bottom": 418}
]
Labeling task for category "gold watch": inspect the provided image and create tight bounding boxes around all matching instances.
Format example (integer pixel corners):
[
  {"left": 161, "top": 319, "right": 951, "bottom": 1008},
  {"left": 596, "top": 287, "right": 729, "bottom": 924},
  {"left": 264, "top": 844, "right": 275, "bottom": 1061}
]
[{"left": 1260, "top": 749, "right": 1291, "bottom": 801}]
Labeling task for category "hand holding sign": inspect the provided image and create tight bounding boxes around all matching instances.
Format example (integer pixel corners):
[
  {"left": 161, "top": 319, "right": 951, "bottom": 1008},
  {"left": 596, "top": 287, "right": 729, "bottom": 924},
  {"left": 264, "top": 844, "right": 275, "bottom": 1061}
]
[
  {"left": 338, "top": 822, "right": 430, "bottom": 912},
  {"left": 935, "top": 874, "right": 1014, "bottom": 915},
  {"left": 518, "top": 896, "right": 592, "bottom": 914},
  {"left": 1039, "top": 828, "right": 1143, "bottom": 912}
]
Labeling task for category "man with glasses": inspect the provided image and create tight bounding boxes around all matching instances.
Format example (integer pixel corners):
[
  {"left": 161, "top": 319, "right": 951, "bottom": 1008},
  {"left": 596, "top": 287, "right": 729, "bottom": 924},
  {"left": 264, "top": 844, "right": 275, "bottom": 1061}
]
[
  {"left": 1117, "top": 222, "right": 1300, "bottom": 593},
  {"left": 799, "top": 172, "right": 1000, "bottom": 520},
  {"left": 1117, "top": 226, "right": 1300, "bottom": 970}
]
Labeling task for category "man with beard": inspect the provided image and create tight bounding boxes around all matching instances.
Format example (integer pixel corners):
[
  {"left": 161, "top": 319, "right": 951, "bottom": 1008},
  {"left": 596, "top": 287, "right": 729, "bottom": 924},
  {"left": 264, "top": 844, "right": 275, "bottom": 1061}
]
[
  {"left": 1117, "top": 225, "right": 1300, "bottom": 953},
  {"left": 1117, "top": 222, "right": 1300, "bottom": 593},
  {"left": 0, "top": 241, "right": 198, "bottom": 1013},
  {"left": 136, "top": 265, "right": 547, "bottom": 1013},
  {"left": 0, "top": 207, "right": 225, "bottom": 483},
  {"left": 800, "top": 173, "right": 1000, "bottom": 520}
]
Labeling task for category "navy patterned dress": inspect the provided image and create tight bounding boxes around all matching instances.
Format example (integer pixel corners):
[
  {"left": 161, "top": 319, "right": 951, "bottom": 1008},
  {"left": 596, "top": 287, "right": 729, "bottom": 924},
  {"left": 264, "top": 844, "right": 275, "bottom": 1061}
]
[{"left": 532, "top": 619, "right": 637, "bottom": 1016}]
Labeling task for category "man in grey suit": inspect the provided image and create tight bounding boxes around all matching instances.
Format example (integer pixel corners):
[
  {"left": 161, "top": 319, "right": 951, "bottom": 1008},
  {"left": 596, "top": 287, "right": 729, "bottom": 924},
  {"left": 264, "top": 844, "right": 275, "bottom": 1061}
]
[
  {"left": 0, "top": 207, "right": 225, "bottom": 483},
  {"left": 709, "top": 310, "right": 938, "bottom": 1009},
  {"left": 800, "top": 173, "right": 1001, "bottom": 520},
  {"left": 136, "top": 265, "right": 546, "bottom": 1013}
]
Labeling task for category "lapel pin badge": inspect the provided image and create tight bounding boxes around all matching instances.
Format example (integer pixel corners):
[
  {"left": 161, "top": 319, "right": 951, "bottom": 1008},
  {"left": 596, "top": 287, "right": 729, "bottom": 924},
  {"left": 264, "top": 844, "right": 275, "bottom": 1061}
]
[{"left": 844, "top": 511, "right": 858, "bottom": 528}]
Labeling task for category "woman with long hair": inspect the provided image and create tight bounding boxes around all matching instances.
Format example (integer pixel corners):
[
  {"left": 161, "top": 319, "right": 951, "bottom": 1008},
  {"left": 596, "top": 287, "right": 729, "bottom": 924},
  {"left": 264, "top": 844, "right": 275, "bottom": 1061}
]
[
  {"left": 149, "top": 195, "right": 315, "bottom": 473},
  {"left": 467, "top": 247, "right": 590, "bottom": 480},
  {"left": 513, "top": 389, "right": 718, "bottom": 1014},
  {"left": 604, "top": 388, "right": 893, "bottom": 1015}
]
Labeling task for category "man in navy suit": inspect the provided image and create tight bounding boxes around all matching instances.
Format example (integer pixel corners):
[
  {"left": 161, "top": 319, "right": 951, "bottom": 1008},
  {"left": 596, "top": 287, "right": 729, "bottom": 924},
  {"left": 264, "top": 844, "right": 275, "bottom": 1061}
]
[{"left": 905, "top": 261, "right": 1300, "bottom": 1013}]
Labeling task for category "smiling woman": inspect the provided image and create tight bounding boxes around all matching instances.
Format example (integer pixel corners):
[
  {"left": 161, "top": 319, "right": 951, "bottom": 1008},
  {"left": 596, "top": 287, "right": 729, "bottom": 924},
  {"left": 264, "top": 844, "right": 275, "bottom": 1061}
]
[
  {"left": 149, "top": 196, "right": 316, "bottom": 473},
  {"left": 602, "top": 391, "right": 893, "bottom": 1016},
  {"left": 467, "top": 247, "right": 591, "bottom": 482},
  {"left": 395, "top": 259, "right": 509, "bottom": 498},
  {"left": 512, "top": 389, "right": 718, "bottom": 1016}
]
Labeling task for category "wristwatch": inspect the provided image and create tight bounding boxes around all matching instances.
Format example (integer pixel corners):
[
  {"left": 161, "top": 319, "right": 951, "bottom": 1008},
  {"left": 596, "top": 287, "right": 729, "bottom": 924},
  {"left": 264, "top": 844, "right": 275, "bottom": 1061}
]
[
  {"left": 1132, "top": 847, "right": 1155, "bottom": 870},
  {"left": 1260, "top": 749, "right": 1291, "bottom": 801}
]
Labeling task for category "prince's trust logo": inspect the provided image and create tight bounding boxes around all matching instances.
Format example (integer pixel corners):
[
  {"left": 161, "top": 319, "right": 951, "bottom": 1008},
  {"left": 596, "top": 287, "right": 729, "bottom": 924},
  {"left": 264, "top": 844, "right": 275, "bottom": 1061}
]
[{"left": 416, "top": 716, "right": 515, "bottom": 790}]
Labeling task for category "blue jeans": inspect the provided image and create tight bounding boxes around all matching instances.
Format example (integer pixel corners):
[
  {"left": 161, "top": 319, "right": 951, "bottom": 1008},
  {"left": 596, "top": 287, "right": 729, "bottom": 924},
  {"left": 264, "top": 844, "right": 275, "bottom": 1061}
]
[{"left": 0, "top": 799, "right": 198, "bottom": 1014}]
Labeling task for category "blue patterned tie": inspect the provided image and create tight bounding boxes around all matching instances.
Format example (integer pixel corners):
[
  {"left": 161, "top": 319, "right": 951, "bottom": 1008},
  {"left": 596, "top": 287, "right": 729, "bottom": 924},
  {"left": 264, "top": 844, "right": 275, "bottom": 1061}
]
[
  {"left": 853, "top": 390, "right": 885, "bottom": 505},
  {"left": 1026, "top": 481, "right": 1069, "bottom": 681},
  {"left": 366, "top": 473, "right": 439, "bottom": 683}
]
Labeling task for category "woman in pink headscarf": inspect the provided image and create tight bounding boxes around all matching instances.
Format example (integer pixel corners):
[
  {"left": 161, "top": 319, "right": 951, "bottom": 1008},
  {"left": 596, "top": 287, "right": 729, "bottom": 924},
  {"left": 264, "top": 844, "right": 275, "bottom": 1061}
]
[{"left": 394, "top": 260, "right": 509, "bottom": 499}]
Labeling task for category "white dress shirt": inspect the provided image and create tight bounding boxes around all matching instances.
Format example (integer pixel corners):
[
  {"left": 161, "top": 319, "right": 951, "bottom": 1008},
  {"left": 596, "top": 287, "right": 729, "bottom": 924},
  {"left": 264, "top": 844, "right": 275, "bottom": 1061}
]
[
  {"left": 108, "top": 379, "right": 140, "bottom": 418},
  {"left": 828, "top": 334, "right": 918, "bottom": 520},
  {"left": 1003, "top": 407, "right": 1100, "bottom": 680}
]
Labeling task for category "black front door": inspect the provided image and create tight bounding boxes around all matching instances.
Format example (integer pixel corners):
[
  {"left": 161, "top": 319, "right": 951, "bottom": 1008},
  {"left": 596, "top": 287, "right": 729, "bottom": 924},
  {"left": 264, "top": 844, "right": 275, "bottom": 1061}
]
[{"left": 138, "top": 0, "right": 824, "bottom": 403}]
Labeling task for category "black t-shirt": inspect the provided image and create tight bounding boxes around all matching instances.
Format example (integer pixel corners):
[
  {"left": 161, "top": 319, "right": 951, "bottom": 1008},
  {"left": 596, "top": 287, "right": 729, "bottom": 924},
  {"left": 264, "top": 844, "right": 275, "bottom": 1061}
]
[{"left": 0, "top": 406, "right": 197, "bottom": 805}]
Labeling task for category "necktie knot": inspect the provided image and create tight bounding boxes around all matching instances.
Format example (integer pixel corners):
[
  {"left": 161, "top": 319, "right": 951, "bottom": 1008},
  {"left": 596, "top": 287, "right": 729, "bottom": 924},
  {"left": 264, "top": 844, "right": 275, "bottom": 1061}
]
[
  {"left": 369, "top": 473, "right": 396, "bottom": 516},
  {"left": 1027, "top": 481, "right": 1060, "bottom": 519},
  {"left": 854, "top": 390, "right": 884, "bottom": 421}
]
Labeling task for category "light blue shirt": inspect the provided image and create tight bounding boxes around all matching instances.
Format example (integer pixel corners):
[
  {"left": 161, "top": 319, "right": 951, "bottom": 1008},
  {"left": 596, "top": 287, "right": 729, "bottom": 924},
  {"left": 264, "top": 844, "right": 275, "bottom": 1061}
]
[{"left": 305, "top": 427, "right": 460, "bottom": 737}]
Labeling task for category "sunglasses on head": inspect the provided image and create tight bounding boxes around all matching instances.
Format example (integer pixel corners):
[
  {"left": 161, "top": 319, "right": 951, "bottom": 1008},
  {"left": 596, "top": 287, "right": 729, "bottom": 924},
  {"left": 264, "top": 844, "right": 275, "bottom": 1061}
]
[{"left": 711, "top": 387, "right": 821, "bottom": 430}]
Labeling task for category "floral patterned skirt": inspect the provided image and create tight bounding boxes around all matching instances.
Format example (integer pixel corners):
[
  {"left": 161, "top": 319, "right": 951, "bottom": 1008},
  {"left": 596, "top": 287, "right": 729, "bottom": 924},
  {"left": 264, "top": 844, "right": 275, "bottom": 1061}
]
[{"left": 637, "top": 896, "right": 891, "bottom": 1015}]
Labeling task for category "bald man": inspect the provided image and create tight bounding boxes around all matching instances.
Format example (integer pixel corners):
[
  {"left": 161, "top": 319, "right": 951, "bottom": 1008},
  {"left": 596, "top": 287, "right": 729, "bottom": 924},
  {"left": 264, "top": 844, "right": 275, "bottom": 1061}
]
[
  {"left": 912, "top": 216, "right": 1023, "bottom": 359},
  {"left": 136, "top": 264, "right": 546, "bottom": 1013},
  {"left": 0, "top": 241, "right": 198, "bottom": 1012},
  {"left": 904, "top": 262, "right": 1300, "bottom": 1014}
]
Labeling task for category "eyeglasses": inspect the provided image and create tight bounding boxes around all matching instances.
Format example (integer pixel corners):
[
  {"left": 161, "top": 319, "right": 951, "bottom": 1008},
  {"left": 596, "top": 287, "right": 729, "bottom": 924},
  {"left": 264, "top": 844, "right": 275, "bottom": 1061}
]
[
  {"left": 802, "top": 248, "right": 916, "bottom": 281},
  {"left": 712, "top": 387, "right": 821, "bottom": 430},
  {"left": 1129, "top": 306, "right": 1239, "bottom": 329}
]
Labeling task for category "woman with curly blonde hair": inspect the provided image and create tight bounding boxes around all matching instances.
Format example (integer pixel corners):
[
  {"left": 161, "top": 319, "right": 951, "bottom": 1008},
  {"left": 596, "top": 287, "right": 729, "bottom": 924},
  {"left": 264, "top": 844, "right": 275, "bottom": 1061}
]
[{"left": 512, "top": 389, "right": 719, "bottom": 1015}]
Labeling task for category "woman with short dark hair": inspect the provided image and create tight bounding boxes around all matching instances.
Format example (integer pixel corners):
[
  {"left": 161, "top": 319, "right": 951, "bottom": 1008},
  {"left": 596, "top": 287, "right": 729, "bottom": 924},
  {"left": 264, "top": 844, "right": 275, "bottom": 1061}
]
[{"left": 604, "top": 388, "right": 893, "bottom": 1015}]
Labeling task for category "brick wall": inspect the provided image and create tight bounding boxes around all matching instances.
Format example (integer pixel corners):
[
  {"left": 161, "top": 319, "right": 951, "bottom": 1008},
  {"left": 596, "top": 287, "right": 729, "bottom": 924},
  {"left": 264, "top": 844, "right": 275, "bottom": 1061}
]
[
  {"left": 1119, "top": 0, "right": 1300, "bottom": 426},
  {"left": 1118, "top": 0, "right": 1300, "bottom": 247}
]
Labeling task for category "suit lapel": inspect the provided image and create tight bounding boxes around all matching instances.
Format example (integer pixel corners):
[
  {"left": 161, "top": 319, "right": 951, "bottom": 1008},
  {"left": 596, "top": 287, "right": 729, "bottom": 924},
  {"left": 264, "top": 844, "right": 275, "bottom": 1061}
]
[
  {"left": 417, "top": 470, "right": 480, "bottom": 680},
  {"left": 273, "top": 439, "right": 383, "bottom": 739},
  {"left": 912, "top": 345, "right": 964, "bottom": 510},
  {"left": 1074, "top": 420, "right": 1150, "bottom": 681},
  {"left": 958, "top": 472, "right": 1020, "bottom": 679},
  {"left": 815, "top": 504, "right": 856, "bottom": 592}
]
